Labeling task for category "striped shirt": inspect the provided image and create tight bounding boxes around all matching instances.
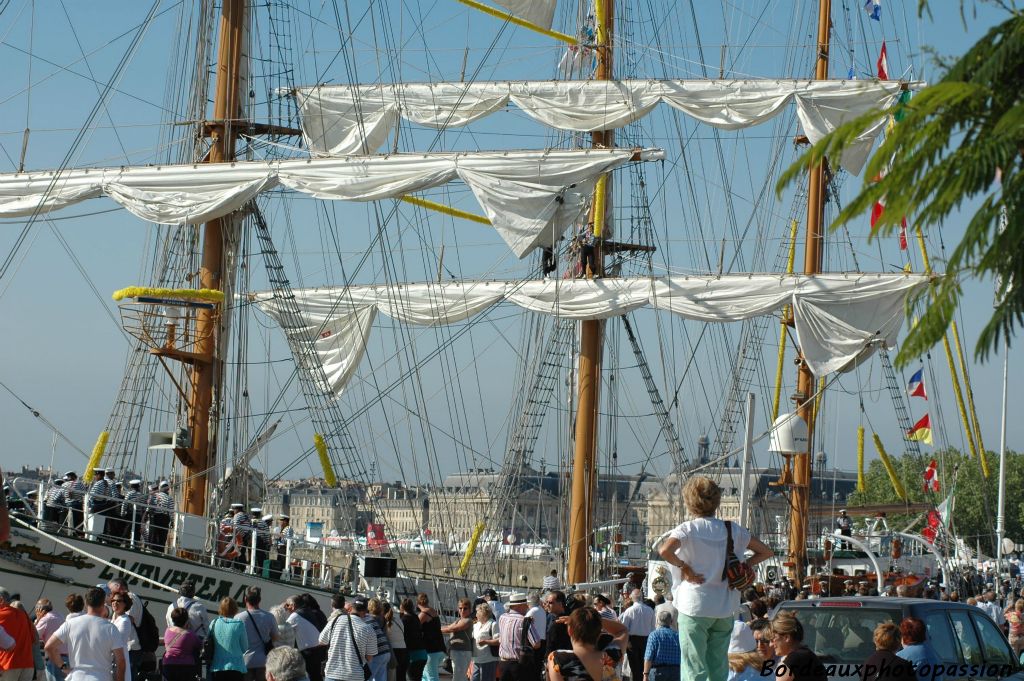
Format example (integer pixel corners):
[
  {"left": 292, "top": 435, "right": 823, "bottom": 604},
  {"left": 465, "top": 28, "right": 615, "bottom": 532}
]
[
  {"left": 362, "top": 614, "right": 391, "bottom": 655},
  {"left": 320, "top": 614, "right": 378, "bottom": 681},
  {"left": 497, "top": 611, "right": 537, "bottom": 662},
  {"left": 63, "top": 480, "right": 87, "bottom": 505},
  {"left": 45, "top": 483, "right": 65, "bottom": 508},
  {"left": 643, "top": 626, "right": 681, "bottom": 666}
]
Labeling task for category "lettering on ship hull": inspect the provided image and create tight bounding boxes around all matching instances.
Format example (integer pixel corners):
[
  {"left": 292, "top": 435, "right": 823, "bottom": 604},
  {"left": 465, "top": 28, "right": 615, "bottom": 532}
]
[{"left": 99, "top": 557, "right": 250, "bottom": 602}]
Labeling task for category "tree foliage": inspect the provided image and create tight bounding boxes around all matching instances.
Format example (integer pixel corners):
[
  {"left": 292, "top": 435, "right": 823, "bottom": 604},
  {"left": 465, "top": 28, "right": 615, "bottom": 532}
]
[
  {"left": 777, "top": 8, "right": 1024, "bottom": 367},
  {"left": 848, "top": 448, "right": 1024, "bottom": 555}
]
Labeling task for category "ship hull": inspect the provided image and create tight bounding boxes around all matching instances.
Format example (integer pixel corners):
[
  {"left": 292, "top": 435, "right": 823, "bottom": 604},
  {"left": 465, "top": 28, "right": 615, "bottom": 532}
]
[{"left": 0, "top": 523, "right": 472, "bottom": 613}]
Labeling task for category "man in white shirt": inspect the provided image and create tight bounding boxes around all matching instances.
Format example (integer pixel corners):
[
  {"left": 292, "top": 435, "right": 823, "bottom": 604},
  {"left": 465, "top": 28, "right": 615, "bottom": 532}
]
[
  {"left": 164, "top": 581, "right": 208, "bottom": 640},
  {"left": 619, "top": 590, "right": 656, "bottom": 681},
  {"left": 524, "top": 594, "right": 546, "bottom": 650},
  {"left": 44, "top": 587, "right": 126, "bottom": 681}
]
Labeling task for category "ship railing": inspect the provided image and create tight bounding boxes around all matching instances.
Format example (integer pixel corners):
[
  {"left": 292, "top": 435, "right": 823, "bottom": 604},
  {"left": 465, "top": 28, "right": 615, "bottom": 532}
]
[{"left": 10, "top": 479, "right": 374, "bottom": 589}]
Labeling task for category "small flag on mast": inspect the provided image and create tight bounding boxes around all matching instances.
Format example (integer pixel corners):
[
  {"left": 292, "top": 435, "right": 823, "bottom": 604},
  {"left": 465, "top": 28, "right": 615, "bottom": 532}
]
[
  {"left": 923, "top": 459, "right": 940, "bottom": 493},
  {"left": 870, "top": 198, "right": 885, "bottom": 230},
  {"left": 907, "top": 368, "right": 927, "bottom": 399},
  {"left": 899, "top": 217, "right": 909, "bottom": 250},
  {"left": 865, "top": 0, "right": 882, "bottom": 21},
  {"left": 877, "top": 41, "right": 889, "bottom": 80},
  {"left": 907, "top": 413, "right": 934, "bottom": 445}
]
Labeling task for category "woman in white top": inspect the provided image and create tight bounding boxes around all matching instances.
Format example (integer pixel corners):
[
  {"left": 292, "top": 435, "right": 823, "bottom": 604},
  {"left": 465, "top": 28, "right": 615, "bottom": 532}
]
[
  {"left": 110, "top": 593, "right": 141, "bottom": 681},
  {"left": 470, "top": 604, "right": 498, "bottom": 681},
  {"left": 658, "top": 476, "right": 772, "bottom": 681}
]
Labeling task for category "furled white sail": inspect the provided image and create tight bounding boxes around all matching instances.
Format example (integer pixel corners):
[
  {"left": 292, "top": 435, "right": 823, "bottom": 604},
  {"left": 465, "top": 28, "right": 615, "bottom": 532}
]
[
  {"left": 293, "top": 79, "right": 921, "bottom": 174},
  {"left": 253, "top": 273, "right": 931, "bottom": 396},
  {"left": 490, "top": 0, "right": 557, "bottom": 28},
  {"left": 0, "top": 148, "right": 662, "bottom": 257}
]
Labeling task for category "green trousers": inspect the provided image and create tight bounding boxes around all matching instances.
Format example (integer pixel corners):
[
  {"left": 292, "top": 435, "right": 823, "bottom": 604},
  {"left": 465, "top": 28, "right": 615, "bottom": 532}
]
[{"left": 676, "top": 612, "right": 734, "bottom": 681}]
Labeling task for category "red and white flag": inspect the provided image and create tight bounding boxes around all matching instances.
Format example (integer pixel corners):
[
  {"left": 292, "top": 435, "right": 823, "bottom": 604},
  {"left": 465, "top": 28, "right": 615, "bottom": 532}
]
[
  {"left": 923, "top": 459, "right": 940, "bottom": 493},
  {"left": 877, "top": 41, "right": 889, "bottom": 80}
]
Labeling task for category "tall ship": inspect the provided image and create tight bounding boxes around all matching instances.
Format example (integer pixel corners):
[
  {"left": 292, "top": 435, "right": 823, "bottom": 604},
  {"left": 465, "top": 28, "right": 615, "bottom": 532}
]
[{"left": 0, "top": 0, "right": 982, "bottom": 609}]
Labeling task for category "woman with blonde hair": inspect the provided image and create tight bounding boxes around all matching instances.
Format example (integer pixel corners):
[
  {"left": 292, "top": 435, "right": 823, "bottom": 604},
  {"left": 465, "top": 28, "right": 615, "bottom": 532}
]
[
  {"left": 768, "top": 611, "right": 825, "bottom": 681},
  {"left": 725, "top": 621, "right": 762, "bottom": 681},
  {"left": 471, "top": 604, "right": 498, "bottom": 681},
  {"left": 208, "top": 597, "right": 248, "bottom": 681},
  {"left": 441, "top": 598, "right": 475, "bottom": 681},
  {"left": 658, "top": 476, "right": 772, "bottom": 681}
]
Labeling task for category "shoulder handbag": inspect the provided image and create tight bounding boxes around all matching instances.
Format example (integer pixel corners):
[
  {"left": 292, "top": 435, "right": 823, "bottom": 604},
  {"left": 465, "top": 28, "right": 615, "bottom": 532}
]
[
  {"left": 346, "top": 614, "right": 373, "bottom": 681},
  {"left": 201, "top": 620, "right": 217, "bottom": 665},
  {"left": 722, "top": 520, "right": 755, "bottom": 590},
  {"left": 516, "top": 616, "right": 534, "bottom": 664},
  {"left": 487, "top": 621, "right": 499, "bottom": 657},
  {"left": 248, "top": 611, "right": 274, "bottom": 654}
]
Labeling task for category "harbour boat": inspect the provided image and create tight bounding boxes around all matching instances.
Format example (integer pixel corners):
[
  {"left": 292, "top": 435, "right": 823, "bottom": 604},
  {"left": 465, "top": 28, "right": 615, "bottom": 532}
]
[{"left": 0, "top": 0, "right": 983, "bottom": 612}]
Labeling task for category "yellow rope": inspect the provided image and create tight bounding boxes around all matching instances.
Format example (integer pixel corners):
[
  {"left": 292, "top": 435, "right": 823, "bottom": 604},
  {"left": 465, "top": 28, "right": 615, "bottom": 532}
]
[
  {"left": 401, "top": 196, "right": 491, "bottom": 225},
  {"left": 455, "top": 0, "right": 577, "bottom": 45},
  {"left": 856, "top": 426, "right": 865, "bottom": 492},
  {"left": 914, "top": 227, "right": 985, "bottom": 474},
  {"left": 772, "top": 219, "right": 800, "bottom": 421},
  {"left": 872, "top": 433, "right": 907, "bottom": 500},
  {"left": 314, "top": 433, "right": 338, "bottom": 488},
  {"left": 84, "top": 432, "right": 109, "bottom": 483},
  {"left": 112, "top": 286, "right": 225, "bottom": 303},
  {"left": 592, "top": 174, "right": 608, "bottom": 238},
  {"left": 950, "top": 319, "right": 988, "bottom": 473},
  {"left": 458, "top": 521, "right": 487, "bottom": 576}
]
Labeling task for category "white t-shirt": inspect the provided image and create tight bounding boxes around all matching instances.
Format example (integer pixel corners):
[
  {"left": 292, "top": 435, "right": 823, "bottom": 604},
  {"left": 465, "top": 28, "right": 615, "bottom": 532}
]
[
  {"left": 111, "top": 615, "right": 135, "bottom": 679},
  {"left": 668, "top": 517, "right": 751, "bottom": 619},
  {"left": 525, "top": 606, "right": 545, "bottom": 642},
  {"left": 472, "top": 620, "right": 498, "bottom": 663},
  {"left": 52, "top": 614, "right": 125, "bottom": 681},
  {"left": 287, "top": 612, "right": 321, "bottom": 651}
]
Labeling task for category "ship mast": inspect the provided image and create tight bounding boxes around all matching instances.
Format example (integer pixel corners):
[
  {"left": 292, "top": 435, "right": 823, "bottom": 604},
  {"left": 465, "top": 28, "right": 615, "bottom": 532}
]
[
  {"left": 787, "top": 0, "right": 831, "bottom": 582},
  {"left": 180, "top": 0, "right": 246, "bottom": 517},
  {"left": 567, "top": 0, "right": 613, "bottom": 585}
]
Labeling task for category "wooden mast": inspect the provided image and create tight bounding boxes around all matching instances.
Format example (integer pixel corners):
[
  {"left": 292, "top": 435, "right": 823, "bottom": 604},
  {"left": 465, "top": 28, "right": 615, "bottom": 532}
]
[
  {"left": 787, "top": 0, "right": 831, "bottom": 582},
  {"left": 179, "top": 0, "right": 246, "bottom": 517},
  {"left": 567, "top": 0, "right": 613, "bottom": 585}
]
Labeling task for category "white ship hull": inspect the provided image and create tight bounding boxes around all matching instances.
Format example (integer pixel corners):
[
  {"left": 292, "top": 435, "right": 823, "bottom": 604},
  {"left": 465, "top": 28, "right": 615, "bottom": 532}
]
[{"left": 0, "top": 524, "right": 474, "bottom": 614}]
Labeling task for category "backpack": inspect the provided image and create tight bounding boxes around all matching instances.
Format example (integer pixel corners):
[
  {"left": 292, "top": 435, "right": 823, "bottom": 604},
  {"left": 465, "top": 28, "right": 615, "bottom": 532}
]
[{"left": 134, "top": 601, "right": 161, "bottom": 653}]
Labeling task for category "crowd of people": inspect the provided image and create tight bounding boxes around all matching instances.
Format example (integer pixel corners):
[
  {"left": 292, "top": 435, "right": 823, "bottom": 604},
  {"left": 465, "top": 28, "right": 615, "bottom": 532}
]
[{"left": 2, "top": 475, "right": 1022, "bottom": 681}]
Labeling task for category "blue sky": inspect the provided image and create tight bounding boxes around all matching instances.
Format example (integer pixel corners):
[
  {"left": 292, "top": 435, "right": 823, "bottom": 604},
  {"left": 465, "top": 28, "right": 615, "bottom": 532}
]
[{"left": 0, "top": 0, "right": 1019, "bottom": 496}]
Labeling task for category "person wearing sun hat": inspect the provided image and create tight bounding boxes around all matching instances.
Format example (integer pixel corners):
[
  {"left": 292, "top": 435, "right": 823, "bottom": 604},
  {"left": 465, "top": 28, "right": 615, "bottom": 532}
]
[{"left": 496, "top": 593, "right": 539, "bottom": 681}]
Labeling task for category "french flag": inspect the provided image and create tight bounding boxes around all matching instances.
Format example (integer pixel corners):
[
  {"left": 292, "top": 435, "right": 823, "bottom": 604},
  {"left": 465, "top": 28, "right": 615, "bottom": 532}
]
[
  {"left": 908, "top": 368, "right": 927, "bottom": 400},
  {"left": 865, "top": 0, "right": 881, "bottom": 21}
]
